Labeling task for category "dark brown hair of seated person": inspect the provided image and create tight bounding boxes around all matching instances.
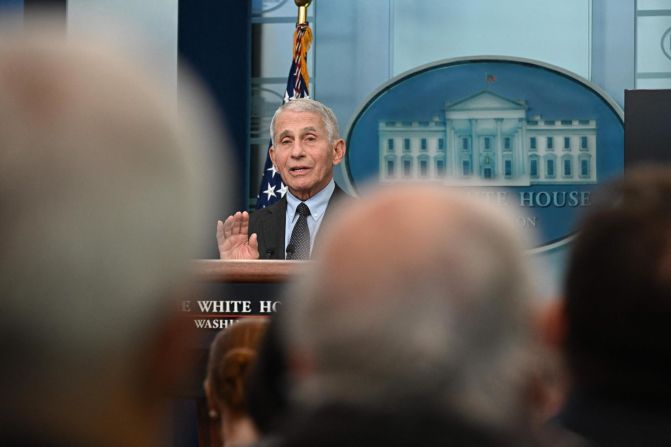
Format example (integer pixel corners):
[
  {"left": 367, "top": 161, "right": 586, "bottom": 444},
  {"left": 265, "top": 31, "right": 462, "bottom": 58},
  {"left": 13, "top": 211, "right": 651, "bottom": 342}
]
[
  {"left": 563, "top": 165, "right": 671, "bottom": 401},
  {"left": 205, "top": 318, "right": 270, "bottom": 415}
]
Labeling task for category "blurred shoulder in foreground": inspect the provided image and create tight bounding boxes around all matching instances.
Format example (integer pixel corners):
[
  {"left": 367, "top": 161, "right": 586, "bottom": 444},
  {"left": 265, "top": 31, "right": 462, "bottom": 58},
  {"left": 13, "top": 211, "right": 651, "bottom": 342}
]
[{"left": 0, "top": 15, "right": 228, "bottom": 447}]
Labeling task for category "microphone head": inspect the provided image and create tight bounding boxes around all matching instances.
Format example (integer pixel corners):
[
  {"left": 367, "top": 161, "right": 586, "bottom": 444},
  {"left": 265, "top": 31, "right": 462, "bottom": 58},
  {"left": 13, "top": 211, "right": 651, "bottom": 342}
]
[{"left": 286, "top": 244, "right": 295, "bottom": 254}]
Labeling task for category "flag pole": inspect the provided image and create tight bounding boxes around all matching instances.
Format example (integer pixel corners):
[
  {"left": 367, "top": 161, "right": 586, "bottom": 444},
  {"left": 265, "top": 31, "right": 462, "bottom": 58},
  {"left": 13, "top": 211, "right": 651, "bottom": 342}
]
[
  {"left": 290, "top": 1, "right": 312, "bottom": 97},
  {"left": 295, "top": 0, "right": 311, "bottom": 25}
]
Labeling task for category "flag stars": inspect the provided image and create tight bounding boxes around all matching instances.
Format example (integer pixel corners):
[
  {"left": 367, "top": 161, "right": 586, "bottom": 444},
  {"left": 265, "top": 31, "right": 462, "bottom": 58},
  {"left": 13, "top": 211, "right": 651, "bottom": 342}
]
[
  {"left": 263, "top": 182, "right": 277, "bottom": 200},
  {"left": 267, "top": 164, "right": 279, "bottom": 178},
  {"left": 278, "top": 182, "right": 288, "bottom": 198}
]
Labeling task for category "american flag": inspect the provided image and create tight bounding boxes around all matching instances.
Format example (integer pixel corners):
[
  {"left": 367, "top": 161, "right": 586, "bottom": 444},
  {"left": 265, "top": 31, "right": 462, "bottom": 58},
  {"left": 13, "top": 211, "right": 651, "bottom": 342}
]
[{"left": 255, "top": 23, "right": 312, "bottom": 209}]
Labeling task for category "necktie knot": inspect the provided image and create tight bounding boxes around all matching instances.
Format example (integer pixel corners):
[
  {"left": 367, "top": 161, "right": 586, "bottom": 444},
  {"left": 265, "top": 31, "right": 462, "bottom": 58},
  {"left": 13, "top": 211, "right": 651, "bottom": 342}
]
[{"left": 297, "top": 202, "right": 311, "bottom": 218}]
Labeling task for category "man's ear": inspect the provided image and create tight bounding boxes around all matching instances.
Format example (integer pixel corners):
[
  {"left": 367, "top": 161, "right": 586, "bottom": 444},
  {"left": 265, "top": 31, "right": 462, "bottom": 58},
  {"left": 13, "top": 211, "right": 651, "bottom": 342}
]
[
  {"left": 269, "top": 146, "right": 276, "bottom": 166},
  {"left": 332, "top": 139, "right": 346, "bottom": 166},
  {"left": 539, "top": 298, "right": 567, "bottom": 349}
]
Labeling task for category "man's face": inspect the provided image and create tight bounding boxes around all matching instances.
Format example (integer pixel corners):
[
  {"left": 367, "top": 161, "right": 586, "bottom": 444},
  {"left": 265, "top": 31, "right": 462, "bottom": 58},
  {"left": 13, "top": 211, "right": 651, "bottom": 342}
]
[{"left": 270, "top": 110, "right": 345, "bottom": 201}]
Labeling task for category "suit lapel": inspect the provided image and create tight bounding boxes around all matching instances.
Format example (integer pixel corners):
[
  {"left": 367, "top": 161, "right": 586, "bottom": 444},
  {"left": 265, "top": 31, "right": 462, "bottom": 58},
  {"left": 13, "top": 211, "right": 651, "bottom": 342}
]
[
  {"left": 313, "top": 185, "right": 351, "bottom": 251},
  {"left": 322, "top": 185, "right": 348, "bottom": 228},
  {"left": 261, "top": 197, "right": 287, "bottom": 259}
]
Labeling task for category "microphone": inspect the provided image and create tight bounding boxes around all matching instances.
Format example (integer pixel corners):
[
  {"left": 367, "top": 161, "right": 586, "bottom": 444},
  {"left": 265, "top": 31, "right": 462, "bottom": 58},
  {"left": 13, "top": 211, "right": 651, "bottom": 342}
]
[
  {"left": 285, "top": 244, "right": 295, "bottom": 259},
  {"left": 265, "top": 248, "right": 275, "bottom": 259}
]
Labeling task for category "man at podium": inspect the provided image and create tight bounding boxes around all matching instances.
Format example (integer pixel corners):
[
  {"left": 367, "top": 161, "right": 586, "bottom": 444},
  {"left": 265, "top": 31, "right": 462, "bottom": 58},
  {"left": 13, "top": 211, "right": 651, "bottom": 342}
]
[{"left": 217, "top": 98, "right": 349, "bottom": 260}]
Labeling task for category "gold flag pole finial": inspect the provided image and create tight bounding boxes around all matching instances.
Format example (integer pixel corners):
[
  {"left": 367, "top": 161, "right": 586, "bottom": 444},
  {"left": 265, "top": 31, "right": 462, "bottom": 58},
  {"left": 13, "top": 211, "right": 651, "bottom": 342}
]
[{"left": 295, "top": 0, "right": 311, "bottom": 25}]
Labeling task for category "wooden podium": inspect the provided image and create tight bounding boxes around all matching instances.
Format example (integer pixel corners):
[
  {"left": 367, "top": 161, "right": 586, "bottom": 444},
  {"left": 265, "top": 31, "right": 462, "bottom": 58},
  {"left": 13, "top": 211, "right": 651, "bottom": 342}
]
[
  {"left": 185, "top": 259, "right": 307, "bottom": 325},
  {"left": 174, "top": 259, "right": 307, "bottom": 447},
  {"left": 192, "top": 259, "right": 306, "bottom": 283}
]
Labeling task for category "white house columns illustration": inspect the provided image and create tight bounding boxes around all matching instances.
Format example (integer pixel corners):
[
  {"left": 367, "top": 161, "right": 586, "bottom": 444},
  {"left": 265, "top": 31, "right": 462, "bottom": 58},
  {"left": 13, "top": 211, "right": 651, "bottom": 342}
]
[{"left": 379, "top": 91, "right": 597, "bottom": 186}]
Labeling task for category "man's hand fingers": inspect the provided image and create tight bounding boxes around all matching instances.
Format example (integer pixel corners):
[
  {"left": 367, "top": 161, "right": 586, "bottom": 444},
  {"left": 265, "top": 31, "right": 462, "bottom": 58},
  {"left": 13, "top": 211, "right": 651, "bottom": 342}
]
[
  {"left": 223, "top": 214, "right": 235, "bottom": 239},
  {"left": 216, "top": 220, "right": 225, "bottom": 243},
  {"left": 218, "top": 211, "right": 256, "bottom": 260},
  {"left": 233, "top": 211, "right": 244, "bottom": 236},
  {"left": 241, "top": 211, "right": 250, "bottom": 236},
  {"left": 249, "top": 232, "right": 259, "bottom": 253}
]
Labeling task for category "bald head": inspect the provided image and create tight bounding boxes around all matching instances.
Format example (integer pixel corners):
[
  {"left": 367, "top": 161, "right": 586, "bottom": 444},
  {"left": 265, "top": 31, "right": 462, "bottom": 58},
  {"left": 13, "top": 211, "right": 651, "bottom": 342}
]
[
  {"left": 318, "top": 186, "right": 526, "bottom": 304},
  {"left": 282, "top": 184, "right": 537, "bottom": 429}
]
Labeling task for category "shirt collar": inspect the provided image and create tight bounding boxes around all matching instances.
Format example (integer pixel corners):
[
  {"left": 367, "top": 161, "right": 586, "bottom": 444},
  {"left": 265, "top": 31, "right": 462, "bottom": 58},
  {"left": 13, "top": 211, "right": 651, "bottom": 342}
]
[{"left": 286, "top": 180, "right": 335, "bottom": 222}]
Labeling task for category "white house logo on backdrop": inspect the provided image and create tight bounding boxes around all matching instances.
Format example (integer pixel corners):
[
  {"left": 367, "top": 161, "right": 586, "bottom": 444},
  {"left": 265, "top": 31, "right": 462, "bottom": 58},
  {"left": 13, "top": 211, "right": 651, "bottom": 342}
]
[
  {"left": 345, "top": 57, "right": 624, "bottom": 252},
  {"left": 378, "top": 90, "right": 597, "bottom": 186}
]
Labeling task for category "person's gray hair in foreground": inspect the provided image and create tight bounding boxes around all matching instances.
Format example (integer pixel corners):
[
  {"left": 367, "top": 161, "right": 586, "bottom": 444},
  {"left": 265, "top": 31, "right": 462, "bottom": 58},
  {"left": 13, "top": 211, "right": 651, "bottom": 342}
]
[
  {"left": 0, "top": 21, "right": 224, "bottom": 447},
  {"left": 281, "top": 183, "right": 539, "bottom": 435}
]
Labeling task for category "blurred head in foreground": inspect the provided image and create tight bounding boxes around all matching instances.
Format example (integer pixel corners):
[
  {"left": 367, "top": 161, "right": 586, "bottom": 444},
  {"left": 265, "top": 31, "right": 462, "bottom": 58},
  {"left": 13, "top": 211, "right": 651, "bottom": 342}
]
[
  {"left": 0, "top": 20, "right": 224, "bottom": 447},
  {"left": 205, "top": 318, "right": 269, "bottom": 447},
  {"left": 280, "top": 183, "right": 542, "bottom": 444},
  {"left": 560, "top": 166, "right": 671, "bottom": 402}
]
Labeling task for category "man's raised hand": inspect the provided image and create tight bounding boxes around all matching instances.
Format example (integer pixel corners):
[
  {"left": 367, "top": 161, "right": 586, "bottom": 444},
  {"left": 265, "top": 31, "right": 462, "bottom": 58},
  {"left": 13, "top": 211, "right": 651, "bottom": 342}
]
[{"left": 216, "top": 211, "right": 259, "bottom": 259}]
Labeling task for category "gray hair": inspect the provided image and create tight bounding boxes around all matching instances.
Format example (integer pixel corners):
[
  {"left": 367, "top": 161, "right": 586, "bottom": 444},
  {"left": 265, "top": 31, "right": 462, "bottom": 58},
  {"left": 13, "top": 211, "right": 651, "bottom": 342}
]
[
  {"left": 281, "top": 184, "right": 538, "bottom": 430},
  {"left": 0, "top": 26, "right": 225, "bottom": 400},
  {"left": 269, "top": 98, "right": 341, "bottom": 145}
]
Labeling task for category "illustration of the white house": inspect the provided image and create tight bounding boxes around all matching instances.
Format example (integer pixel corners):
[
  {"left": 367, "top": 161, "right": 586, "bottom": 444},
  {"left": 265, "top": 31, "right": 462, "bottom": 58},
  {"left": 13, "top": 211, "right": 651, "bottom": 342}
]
[{"left": 378, "top": 90, "right": 597, "bottom": 185}]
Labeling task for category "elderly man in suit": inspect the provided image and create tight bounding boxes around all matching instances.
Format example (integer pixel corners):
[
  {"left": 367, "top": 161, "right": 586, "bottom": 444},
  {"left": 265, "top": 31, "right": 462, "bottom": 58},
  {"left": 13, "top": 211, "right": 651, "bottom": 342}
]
[{"left": 217, "top": 98, "right": 347, "bottom": 260}]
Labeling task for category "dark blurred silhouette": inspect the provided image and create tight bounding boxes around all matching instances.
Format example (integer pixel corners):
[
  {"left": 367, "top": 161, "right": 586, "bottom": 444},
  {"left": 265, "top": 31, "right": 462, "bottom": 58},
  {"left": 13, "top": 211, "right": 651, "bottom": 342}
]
[
  {"left": 555, "top": 166, "right": 671, "bottom": 446},
  {"left": 0, "top": 17, "right": 225, "bottom": 447}
]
